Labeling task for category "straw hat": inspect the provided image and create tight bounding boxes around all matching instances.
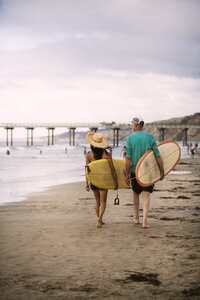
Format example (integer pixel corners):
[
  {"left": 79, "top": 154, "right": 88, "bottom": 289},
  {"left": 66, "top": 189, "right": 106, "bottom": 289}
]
[{"left": 86, "top": 132, "right": 109, "bottom": 148}]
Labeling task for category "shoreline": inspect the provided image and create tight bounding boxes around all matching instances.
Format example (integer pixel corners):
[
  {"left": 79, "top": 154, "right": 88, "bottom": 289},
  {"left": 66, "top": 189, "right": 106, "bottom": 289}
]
[
  {"left": 0, "top": 157, "right": 200, "bottom": 299},
  {"left": 0, "top": 180, "right": 85, "bottom": 206},
  {"left": 0, "top": 151, "right": 198, "bottom": 206}
]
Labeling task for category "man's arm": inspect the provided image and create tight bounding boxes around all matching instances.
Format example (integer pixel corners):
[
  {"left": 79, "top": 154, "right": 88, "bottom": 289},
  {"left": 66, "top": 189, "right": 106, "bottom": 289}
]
[
  {"left": 125, "top": 157, "right": 132, "bottom": 186},
  {"left": 151, "top": 137, "right": 164, "bottom": 181},
  {"left": 155, "top": 156, "right": 164, "bottom": 180}
]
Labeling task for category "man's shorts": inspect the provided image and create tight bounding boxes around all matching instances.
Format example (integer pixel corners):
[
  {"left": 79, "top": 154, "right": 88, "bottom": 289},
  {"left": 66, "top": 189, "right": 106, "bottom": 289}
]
[{"left": 130, "top": 173, "right": 154, "bottom": 195}]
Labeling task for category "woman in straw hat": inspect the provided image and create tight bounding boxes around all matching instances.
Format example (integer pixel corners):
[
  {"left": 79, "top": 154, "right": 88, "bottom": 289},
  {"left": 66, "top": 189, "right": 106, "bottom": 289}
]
[{"left": 85, "top": 132, "right": 118, "bottom": 228}]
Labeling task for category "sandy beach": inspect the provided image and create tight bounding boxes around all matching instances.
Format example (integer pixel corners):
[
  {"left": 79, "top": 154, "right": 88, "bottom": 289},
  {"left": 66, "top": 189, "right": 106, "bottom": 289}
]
[{"left": 0, "top": 157, "right": 200, "bottom": 300}]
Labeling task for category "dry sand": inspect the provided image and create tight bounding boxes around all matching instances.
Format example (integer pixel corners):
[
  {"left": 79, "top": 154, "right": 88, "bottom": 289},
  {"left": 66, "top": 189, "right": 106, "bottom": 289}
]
[{"left": 0, "top": 157, "right": 200, "bottom": 300}]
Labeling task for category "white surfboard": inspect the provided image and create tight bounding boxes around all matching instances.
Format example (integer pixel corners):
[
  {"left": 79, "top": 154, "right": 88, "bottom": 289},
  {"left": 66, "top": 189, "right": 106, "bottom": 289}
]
[{"left": 136, "top": 140, "right": 181, "bottom": 187}]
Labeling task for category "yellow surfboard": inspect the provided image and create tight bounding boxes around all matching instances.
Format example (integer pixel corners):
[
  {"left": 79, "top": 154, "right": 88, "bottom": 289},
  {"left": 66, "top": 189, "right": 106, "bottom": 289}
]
[
  {"left": 86, "top": 159, "right": 129, "bottom": 190},
  {"left": 136, "top": 140, "right": 181, "bottom": 187}
]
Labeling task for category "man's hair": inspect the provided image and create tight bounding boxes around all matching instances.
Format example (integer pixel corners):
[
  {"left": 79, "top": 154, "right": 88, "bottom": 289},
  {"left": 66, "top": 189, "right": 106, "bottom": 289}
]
[
  {"left": 138, "top": 121, "right": 144, "bottom": 128},
  {"left": 132, "top": 117, "right": 144, "bottom": 128}
]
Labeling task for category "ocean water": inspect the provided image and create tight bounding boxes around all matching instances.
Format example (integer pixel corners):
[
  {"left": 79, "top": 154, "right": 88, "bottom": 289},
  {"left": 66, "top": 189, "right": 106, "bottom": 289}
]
[{"left": 0, "top": 140, "right": 192, "bottom": 205}]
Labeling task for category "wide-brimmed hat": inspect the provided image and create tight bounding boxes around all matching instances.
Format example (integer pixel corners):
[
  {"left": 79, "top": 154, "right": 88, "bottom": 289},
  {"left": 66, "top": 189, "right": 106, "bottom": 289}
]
[{"left": 86, "top": 132, "right": 109, "bottom": 148}]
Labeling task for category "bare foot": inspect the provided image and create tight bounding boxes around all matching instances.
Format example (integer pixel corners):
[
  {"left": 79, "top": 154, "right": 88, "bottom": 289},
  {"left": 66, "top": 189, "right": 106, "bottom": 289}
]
[
  {"left": 134, "top": 218, "right": 140, "bottom": 224},
  {"left": 97, "top": 216, "right": 105, "bottom": 225},
  {"left": 142, "top": 224, "right": 150, "bottom": 229},
  {"left": 96, "top": 219, "right": 103, "bottom": 228}
]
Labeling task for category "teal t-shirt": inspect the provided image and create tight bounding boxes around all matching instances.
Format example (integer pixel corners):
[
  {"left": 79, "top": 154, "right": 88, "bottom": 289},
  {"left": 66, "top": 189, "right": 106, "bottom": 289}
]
[{"left": 126, "top": 131, "right": 160, "bottom": 173}]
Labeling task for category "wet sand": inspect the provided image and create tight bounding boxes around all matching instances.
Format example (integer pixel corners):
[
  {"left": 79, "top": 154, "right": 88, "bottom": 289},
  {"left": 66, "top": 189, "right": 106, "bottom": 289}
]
[{"left": 0, "top": 157, "right": 200, "bottom": 300}]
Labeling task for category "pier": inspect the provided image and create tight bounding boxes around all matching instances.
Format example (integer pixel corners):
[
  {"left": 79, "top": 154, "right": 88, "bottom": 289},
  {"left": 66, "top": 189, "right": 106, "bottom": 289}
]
[
  {"left": 151, "top": 124, "right": 199, "bottom": 146},
  {"left": 0, "top": 122, "right": 199, "bottom": 147}
]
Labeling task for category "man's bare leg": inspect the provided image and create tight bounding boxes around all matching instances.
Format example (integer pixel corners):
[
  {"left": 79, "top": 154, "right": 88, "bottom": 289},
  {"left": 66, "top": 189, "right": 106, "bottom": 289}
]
[
  {"left": 133, "top": 192, "right": 140, "bottom": 224},
  {"left": 97, "top": 190, "right": 108, "bottom": 228},
  {"left": 142, "top": 191, "right": 150, "bottom": 228}
]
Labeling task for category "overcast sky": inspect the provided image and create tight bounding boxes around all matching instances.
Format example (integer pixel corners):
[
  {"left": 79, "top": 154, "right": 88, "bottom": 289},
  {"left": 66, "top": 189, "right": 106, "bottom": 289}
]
[{"left": 0, "top": 0, "right": 200, "bottom": 137}]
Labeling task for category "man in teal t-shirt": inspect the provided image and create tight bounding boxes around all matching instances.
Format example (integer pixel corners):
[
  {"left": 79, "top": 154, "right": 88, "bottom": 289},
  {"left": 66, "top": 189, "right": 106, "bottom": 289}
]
[{"left": 125, "top": 117, "right": 164, "bottom": 229}]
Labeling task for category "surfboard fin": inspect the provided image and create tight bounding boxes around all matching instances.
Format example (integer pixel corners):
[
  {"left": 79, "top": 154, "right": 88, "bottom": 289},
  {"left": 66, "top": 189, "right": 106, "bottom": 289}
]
[{"left": 85, "top": 165, "right": 91, "bottom": 173}]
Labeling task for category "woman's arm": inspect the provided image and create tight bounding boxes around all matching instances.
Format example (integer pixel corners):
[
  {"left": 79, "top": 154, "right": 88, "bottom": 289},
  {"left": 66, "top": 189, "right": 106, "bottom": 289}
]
[
  {"left": 106, "top": 152, "right": 118, "bottom": 190},
  {"left": 85, "top": 152, "right": 90, "bottom": 191}
]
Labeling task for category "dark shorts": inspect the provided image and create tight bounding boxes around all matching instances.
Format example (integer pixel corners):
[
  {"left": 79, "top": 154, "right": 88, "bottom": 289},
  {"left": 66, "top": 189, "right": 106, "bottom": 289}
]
[
  {"left": 90, "top": 183, "right": 105, "bottom": 191},
  {"left": 130, "top": 173, "right": 154, "bottom": 195}
]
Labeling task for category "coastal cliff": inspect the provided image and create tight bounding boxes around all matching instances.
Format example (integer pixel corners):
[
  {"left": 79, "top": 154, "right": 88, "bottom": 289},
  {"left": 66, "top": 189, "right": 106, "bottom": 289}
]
[
  {"left": 146, "top": 112, "right": 200, "bottom": 142},
  {"left": 55, "top": 113, "right": 200, "bottom": 142}
]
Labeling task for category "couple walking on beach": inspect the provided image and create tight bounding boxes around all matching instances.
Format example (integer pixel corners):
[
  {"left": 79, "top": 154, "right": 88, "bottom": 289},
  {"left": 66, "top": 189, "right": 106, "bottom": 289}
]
[{"left": 85, "top": 117, "right": 164, "bottom": 229}]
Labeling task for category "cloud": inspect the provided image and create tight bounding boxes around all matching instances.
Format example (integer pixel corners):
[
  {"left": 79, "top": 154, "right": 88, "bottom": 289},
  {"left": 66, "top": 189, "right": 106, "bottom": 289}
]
[
  {"left": 0, "top": 0, "right": 199, "bottom": 130},
  {"left": 0, "top": 72, "right": 199, "bottom": 124},
  {"left": 0, "top": 0, "right": 199, "bottom": 77}
]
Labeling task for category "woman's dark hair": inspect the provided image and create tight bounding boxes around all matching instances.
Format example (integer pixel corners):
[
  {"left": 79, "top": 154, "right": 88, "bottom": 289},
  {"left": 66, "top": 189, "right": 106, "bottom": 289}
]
[{"left": 91, "top": 145, "right": 107, "bottom": 160}]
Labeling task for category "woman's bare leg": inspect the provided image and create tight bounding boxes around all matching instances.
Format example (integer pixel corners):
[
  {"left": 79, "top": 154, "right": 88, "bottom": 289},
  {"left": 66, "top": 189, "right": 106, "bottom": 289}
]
[
  {"left": 92, "top": 190, "right": 100, "bottom": 218},
  {"left": 97, "top": 190, "right": 108, "bottom": 228}
]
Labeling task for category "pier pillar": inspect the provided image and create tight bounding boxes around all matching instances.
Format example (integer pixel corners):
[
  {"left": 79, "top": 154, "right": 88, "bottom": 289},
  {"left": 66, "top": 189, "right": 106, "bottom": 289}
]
[
  {"left": 116, "top": 128, "right": 119, "bottom": 147},
  {"left": 5, "top": 127, "right": 14, "bottom": 146},
  {"left": 69, "top": 128, "right": 76, "bottom": 146},
  {"left": 113, "top": 129, "right": 115, "bottom": 147},
  {"left": 11, "top": 128, "right": 13, "bottom": 146},
  {"left": 159, "top": 128, "right": 165, "bottom": 142},
  {"left": 89, "top": 127, "right": 98, "bottom": 132},
  {"left": 182, "top": 128, "right": 188, "bottom": 146},
  {"left": 52, "top": 128, "right": 54, "bottom": 145},
  {"left": 6, "top": 129, "right": 8, "bottom": 146},
  {"left": 26, "top": 128, "right": 34, "bottom": 146},
  {"left": 69, "top": 129, "right": 71, "bottom": 146},
  {"left": 31, "top": 128, "right": 34, "bottom": 146},
  {"left": 27, "top": 129, "right": 29, "bottom": 146},
  {"left": 112, "top": 128, "right": 120, "bottom": 147},
  {"left": 47, "top": 128, "right": 55, "bottom": 146}
]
